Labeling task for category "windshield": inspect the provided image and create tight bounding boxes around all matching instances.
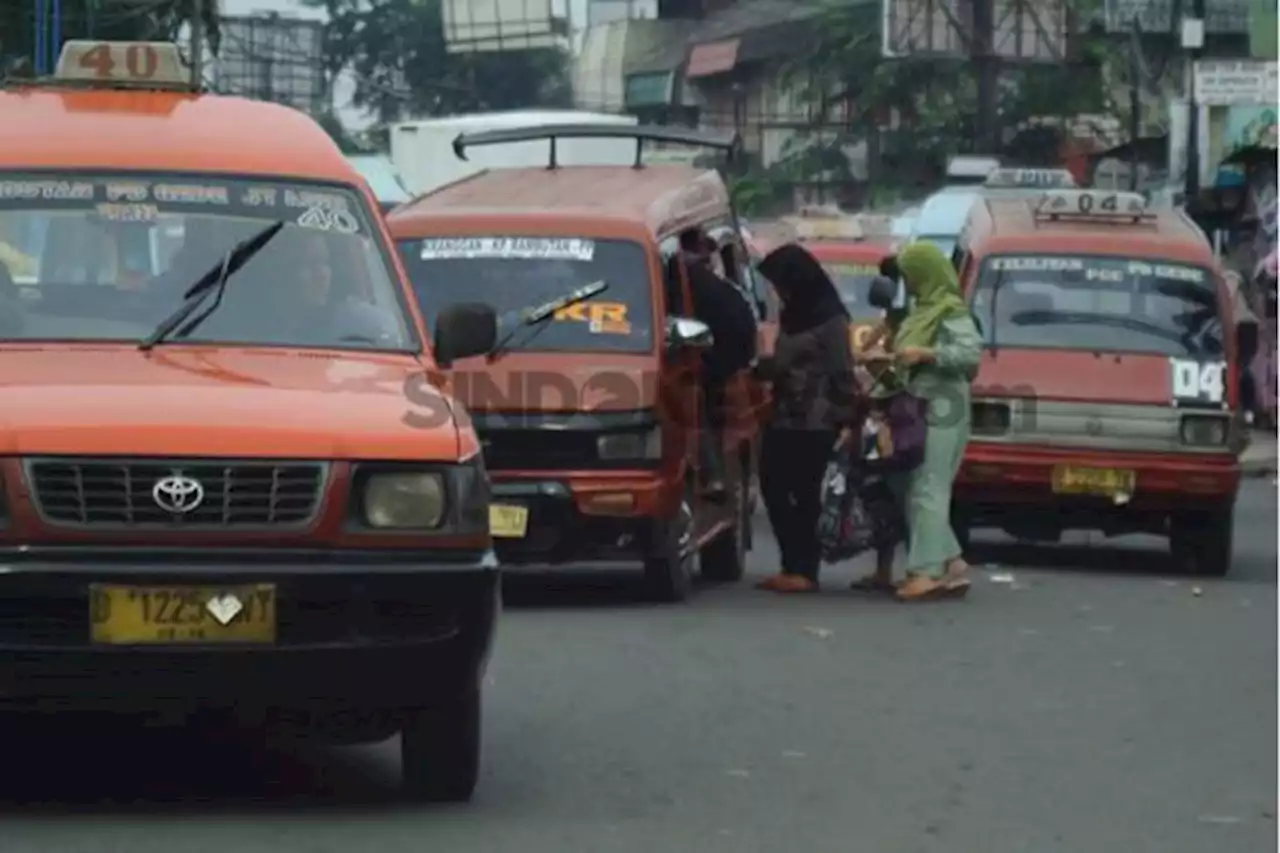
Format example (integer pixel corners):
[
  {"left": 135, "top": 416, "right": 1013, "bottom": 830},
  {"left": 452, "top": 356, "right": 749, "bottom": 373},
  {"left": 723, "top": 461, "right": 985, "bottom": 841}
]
[
  {"left": 972, "top": 254, "right": 1222, "bottom": 358},
  {"left": 820, "top": 261, "right": 883, "bottom": 322},
  {"left": 916, "top": 235, "right": 957, "bottom": 257},
  {"left": 398, "top": 236, "right": 654, "bottom": 353},
  {"left": 0, "top": 173, "right": 414, "bottom": 350}
]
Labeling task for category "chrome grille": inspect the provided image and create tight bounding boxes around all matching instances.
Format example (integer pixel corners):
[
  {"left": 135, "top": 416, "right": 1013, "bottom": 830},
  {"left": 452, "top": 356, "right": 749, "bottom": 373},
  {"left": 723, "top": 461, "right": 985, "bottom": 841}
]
[{"left": 25, "top": 459, "right": 327, "bottom": 529}]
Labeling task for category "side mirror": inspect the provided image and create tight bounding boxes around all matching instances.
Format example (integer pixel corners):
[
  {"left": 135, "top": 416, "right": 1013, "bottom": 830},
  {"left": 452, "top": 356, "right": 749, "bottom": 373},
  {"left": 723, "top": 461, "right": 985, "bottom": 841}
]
[
  {"left": 667, "top": 316, "right": 714, "bottom": 350},
  {"left": 433, "top": 302, "right": 498, "bottom": 369}
]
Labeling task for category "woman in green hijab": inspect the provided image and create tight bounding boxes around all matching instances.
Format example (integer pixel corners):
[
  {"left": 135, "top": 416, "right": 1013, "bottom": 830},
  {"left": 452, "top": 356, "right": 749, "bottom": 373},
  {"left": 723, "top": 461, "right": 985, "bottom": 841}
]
[{"left": 869, "top": 242, "right": 982, "bottom": 601}]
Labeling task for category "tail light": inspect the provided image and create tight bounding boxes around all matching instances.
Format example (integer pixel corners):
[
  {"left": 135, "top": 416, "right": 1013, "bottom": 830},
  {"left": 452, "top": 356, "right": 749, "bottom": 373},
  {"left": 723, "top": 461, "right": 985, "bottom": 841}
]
[
  {"left": 1180, "top": 414, "right": 1228, "bottom": 447},
  {"left": 971, "top": 402, "right": 1011, "bottom": 435}
]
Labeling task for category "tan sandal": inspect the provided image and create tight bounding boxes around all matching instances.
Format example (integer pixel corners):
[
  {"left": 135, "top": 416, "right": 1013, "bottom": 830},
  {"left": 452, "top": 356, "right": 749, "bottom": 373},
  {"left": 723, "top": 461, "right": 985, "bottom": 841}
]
[
  {"left": 895, "top": 574, "right": 946, "bottom": 602},
  {"left": 773, "top": 575, "right": 819, "bottom": 594}
]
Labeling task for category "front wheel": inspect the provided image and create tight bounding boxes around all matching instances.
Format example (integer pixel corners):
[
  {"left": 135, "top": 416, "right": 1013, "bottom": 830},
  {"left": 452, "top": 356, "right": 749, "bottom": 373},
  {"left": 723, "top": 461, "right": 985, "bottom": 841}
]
[
  {"left": 401, "top": 688, "right": 481, "bottom": 802},
  {"left": 700, "top": 479, "right": 748, "bottom": 583},
  {"left": 643, "top": 492, "right": 695, "bottom": 602},
  {"left": 1170, "top": 506, "right": 1234, "bottom": 577}
]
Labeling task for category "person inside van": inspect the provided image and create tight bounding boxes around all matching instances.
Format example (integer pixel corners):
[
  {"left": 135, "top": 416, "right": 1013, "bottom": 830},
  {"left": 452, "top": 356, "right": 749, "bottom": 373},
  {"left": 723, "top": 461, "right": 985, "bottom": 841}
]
[
  {"left": 193, "top": 227, "right": 398, "bottom": 347},
  {"left": 678, "top": 227, "right": 758, "bottom": 498}
]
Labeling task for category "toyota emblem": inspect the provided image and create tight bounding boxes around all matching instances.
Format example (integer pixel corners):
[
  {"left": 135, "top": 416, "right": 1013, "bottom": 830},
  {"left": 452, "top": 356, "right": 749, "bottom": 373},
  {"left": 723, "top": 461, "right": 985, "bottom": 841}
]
[{"left": 152, "top": 474, "right": 205, "bottom": 514}]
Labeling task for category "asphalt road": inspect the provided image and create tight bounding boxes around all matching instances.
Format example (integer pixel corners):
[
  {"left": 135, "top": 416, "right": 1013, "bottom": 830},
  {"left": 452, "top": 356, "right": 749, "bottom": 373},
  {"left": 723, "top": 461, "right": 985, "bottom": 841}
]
[{"left": 2, "top": 481, "right": 1276, "bottom": 853}]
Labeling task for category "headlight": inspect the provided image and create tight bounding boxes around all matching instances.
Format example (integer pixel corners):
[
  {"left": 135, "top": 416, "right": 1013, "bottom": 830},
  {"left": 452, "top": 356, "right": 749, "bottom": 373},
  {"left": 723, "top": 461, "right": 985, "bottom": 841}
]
[
  {"left": 362, "top": 472, "right": 446, "bottom": 529},
  {"left": 971, "top": 402, "right": 1010, "bottom": 435},
  {"left": 1180, "top": 415, "right": 1228, "bottom": 446},
  {"left": 597, "top": 427, "right": 662, "bottom": 461}
]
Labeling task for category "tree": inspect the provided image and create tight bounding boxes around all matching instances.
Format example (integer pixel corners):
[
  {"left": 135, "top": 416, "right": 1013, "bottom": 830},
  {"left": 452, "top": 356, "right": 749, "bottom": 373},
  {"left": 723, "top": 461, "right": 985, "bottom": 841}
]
[
  {"left": 304, "top": 0, "right": 571, "bottom": 125},
  {"left": 786, "top": 0, "right": 1115, "bottom": 193},
  {"left": 1, "top": 0, "right": 221, "bottom": 70}
]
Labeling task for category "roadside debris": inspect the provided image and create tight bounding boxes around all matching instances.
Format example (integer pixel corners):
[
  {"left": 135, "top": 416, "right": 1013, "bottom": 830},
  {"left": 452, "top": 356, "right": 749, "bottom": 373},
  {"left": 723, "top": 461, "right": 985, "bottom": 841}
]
[
  {"left": 802, "top": 626, "right": 833, "bottom": 639},
  {"left": 989, "top": 573, "right": 1016, "bottom": 584},
  {"left": 1192, "top": 586, "right": 1204, "bottom": 597},
  {"left": 726, "top": 769, "right": 751, "bottom": 779},
  {"left": 781, "top": 750, "right": 807, "bottom": 759},
  {"left": 1197, "top": 814, "right": 1243, "bottom": 825}
]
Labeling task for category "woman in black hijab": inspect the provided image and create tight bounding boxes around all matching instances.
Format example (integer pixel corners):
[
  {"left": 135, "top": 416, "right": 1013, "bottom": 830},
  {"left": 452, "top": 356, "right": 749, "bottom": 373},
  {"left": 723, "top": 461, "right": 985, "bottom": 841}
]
[{"left": 754, "top": 243, "right": 863, "bottom": 593}]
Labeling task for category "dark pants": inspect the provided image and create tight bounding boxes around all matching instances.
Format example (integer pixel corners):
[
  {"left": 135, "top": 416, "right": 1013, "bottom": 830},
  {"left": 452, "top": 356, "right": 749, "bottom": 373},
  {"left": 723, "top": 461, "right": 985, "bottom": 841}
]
[
  {"left": 698, "top": 373, "right": 728, "bottom": 485},
  {"left": 759, "top": 426, "right": 835, "bottom": 580}
]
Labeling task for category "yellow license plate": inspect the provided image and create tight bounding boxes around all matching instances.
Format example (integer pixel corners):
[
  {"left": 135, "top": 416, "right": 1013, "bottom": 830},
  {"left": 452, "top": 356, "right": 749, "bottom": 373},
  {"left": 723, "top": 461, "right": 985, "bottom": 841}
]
[
  {"left": 1051, "top": 466, "right": 1136, "bottom": 496},
  {"left": 489, "top": 504, "right": 529, "bottom": 538},
  {"left": 90, "top": 584, "right": 276, "bottom": 645}
]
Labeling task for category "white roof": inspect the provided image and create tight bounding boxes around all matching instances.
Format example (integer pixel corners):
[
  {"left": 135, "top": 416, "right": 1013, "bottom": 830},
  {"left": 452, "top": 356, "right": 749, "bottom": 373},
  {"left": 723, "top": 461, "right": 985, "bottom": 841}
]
[{"left": 391, "top": 109, "right": 637, "bottom": 132}]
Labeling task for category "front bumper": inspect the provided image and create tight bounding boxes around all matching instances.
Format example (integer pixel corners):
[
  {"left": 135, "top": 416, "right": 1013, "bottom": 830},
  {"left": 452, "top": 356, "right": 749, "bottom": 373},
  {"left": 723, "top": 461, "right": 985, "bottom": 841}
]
[
  {"left": 0, "top": 547, "right": 499, "bottom": 712},
  {"left": 956, "top": 442, "right": 1239, "bottom": 532},
  {"left": 488, "top": 475, "right": 674, "bottom": 565}
]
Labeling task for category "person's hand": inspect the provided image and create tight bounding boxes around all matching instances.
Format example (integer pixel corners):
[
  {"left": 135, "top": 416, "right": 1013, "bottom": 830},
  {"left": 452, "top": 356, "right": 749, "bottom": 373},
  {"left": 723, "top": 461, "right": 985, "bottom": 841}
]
[
  {"left": 859, "top": 348, "right": 893, "bottom": 364},
  {"left": 834, "top": 426, "right": 854, "bottom": 450},
  {"left": 897, "top": 346, "right": 934, "bottom": 366}
]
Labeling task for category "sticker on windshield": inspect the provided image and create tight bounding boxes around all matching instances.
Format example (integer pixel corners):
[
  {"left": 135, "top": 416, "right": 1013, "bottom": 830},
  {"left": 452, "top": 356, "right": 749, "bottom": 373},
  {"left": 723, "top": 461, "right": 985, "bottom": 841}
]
[
  {"left": 1170, "top": 358, "right": 1226, "bottom": 405},
  {"left": 420, "top": 237, "right": 596, "bottom": 262},
  {"left": 1127, "top": 261, "right": 1205, "bottom": 282},
  {"left": 555, "top": 301, "right": 631, "bottom": 334},
  {"left": 990, "top": 257, "right": 1085, "bottom": 272},
  {"left": 827, "top": 263, "right": 878, "bottom": 276},
  {"left": 297, "top": 204, "right": 359, "bottom": 234},
  {"left": 96, "top": 202, "right": 160, "bottom": 223}
]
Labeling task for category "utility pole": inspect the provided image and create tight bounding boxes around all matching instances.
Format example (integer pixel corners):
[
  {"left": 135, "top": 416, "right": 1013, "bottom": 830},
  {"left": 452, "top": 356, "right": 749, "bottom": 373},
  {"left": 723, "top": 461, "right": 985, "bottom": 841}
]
[
  {"left": 1182, "top": 0, "right": 1206, "bottom": 199},
  {"left": 1128, "top": 20, "right": 1142, "bottom": 191},
  {"left": 190, "top": 0, "right": 204, "bottom": 88},
  {"left": 972, "top": 0, "right": 999, "bottom": 154}
]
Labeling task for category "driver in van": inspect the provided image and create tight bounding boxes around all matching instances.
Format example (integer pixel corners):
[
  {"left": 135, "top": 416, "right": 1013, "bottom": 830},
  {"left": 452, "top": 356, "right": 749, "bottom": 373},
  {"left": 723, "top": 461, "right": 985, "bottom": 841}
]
[
  {"left": 191, "top": 226, "right": 399, "bottom": 347},
  {"left": 678, "top": 226, "right": 758, "bottom": 498},
  {"left": 267, "top": 228, "right": 399, "bottom": 346}
]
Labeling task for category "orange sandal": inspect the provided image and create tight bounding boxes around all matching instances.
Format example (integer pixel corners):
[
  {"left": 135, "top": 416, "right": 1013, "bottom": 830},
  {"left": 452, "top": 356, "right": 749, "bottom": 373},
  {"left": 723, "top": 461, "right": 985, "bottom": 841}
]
[
  {"left": 895, "top": 574, "right": 947, "bottom": 602},
  {"left": 773, "top": 575, "right": 819, "bottom": 594}
]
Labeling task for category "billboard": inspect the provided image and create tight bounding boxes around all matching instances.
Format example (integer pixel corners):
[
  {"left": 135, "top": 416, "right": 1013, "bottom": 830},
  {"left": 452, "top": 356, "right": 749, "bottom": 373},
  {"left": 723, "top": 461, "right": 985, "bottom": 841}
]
[
  {"left": 441, "top": 0, "right": 571, "bottom": 53},
  {"left": 1102, "top": 0, "right": 1248, "bottom": 34},
  {"left": 215, "top": 15, "right": 325, "bottom": 114},
  {"left": 882, "top": 0, "right": 1065, "bottom": 61}
]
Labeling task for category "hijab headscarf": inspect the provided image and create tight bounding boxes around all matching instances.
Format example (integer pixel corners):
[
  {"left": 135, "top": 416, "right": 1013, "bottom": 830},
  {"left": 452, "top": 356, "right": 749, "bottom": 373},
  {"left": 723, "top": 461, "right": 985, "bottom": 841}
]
[
  {"left": 894, "top": 241, "right": 971, "bottom": 350},
  {"left": 757, "top": 242, "right": 848, "bottom": 335}
]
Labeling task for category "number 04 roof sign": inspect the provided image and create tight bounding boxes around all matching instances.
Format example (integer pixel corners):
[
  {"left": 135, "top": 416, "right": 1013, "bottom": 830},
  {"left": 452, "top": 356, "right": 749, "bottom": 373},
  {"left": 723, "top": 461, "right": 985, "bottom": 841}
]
[
  {"left": 53, "top": 41, "right": 192, "bottom": 90},
  {"left": 1034, "top": 189, "right": 1151, "bottom": 223}
]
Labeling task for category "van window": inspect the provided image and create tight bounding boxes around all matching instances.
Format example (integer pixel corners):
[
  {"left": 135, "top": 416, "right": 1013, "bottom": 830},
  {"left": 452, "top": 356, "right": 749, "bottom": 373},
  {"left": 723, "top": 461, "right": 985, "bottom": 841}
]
[
  {"left": 0, "top": 172, "right": 414, "bottom": 349},
  {"left": 400, "top": 236, "right": 655, "bottom": 354},
  {"left": 820, "top": 261, "right": 882, "bottom": 323},
  {"left": 971, "top": 254, "right": 1222, "bottom": 358}
]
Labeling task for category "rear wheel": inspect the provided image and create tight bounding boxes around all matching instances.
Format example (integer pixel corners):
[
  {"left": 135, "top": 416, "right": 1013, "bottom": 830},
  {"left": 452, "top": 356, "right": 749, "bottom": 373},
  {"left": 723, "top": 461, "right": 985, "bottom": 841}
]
[
  {"left": 401, "top": 688, "right": 481, "bottom": 802},
  {"left": 1170, "top": 506, "right": 1234, "bottom": 577},
  {"left": 643, "top": 492, "right": 695, "bottom": 602}
]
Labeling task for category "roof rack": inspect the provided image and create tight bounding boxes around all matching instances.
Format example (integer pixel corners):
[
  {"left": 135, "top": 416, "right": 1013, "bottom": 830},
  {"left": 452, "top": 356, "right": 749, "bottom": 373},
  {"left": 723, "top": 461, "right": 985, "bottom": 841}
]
[
  {"left": 451, "top": 123, "right": 740, "bottom": 170},
  {"left": 1033, "top": 189, "right": 1155, "bottom": 225},
  {"left": 39, "top": 40, "right": 200, "bottom": 92}
]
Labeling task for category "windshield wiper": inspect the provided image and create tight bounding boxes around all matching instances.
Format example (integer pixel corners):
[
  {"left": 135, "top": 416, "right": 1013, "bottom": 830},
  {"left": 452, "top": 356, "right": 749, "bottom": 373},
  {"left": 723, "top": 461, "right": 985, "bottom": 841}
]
[
  {"left": 138, "top": 220, "right": 285, "bottom": 351},
  {"left": 486, "top": 280, "right": 608, "bottom": 363}
]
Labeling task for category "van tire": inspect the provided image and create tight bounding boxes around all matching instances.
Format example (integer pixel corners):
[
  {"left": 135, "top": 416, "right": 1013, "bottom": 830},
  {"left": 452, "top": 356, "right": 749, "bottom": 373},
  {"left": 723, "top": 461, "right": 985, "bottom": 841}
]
[
  {"left": 1170, "top": 506, "right": 1234, "bottom": 577},
  {"left": 401, "top": 688, "right": 481, "bottom": 802},
  {"left": 700, "top": 479, "right": 748, "bottom": 583},
  {"left": 643, "top": 493, "right": 695, "bottom": 602}
]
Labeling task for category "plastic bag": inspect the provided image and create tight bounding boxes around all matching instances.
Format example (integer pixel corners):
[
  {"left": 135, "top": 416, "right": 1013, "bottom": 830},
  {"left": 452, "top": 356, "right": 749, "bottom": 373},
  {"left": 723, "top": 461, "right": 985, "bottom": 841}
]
[{"left": 816, "top": 445, "right": 877, "bottom": 563}]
